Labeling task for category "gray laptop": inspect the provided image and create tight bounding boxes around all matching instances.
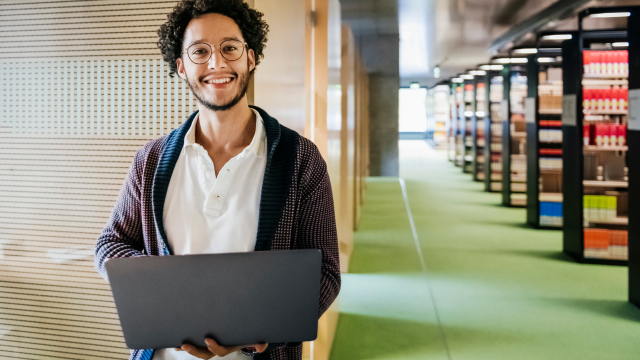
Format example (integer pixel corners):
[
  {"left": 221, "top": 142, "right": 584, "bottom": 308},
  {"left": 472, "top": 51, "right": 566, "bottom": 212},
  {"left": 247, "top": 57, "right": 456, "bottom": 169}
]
[{"left": 105, "top": 249, "right": 322, "bottom": 350}]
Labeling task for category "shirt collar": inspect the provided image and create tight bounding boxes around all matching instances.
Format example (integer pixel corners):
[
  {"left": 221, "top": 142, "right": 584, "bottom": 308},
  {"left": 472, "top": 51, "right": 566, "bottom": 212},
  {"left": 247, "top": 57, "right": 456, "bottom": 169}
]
[{"left": 184, "top": 109, "right": 266, "bottom": 159}]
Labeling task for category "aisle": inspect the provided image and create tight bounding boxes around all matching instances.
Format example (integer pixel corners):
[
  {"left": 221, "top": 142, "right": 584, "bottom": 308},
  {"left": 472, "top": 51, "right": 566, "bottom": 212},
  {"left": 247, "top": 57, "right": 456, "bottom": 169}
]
[{"left": 329, "top": 140, "right": 640, "bottom": 360}]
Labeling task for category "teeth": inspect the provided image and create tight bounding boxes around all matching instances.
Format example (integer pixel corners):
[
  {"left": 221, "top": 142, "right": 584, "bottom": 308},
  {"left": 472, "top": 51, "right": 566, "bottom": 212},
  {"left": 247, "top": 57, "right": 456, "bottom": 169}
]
[{"left": 208, "top": 78, "right": 231, "bottom": 84}]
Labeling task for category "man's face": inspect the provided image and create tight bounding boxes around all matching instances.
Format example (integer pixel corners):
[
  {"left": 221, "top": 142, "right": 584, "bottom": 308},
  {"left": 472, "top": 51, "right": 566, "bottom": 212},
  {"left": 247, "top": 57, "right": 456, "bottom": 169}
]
[{"left": 177, "top": 13, "right": 256, "bottom": 112}]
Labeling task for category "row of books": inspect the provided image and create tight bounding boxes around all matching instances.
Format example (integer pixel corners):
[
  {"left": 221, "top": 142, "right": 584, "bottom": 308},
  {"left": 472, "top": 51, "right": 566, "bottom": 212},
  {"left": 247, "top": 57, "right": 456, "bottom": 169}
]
[
  {"left": 539, "top": 120, "right": 562, "bottom": 127},
  {"left": 582, "top": 50, "right": 628, "bottom": 76},
  {"left": 582, "top": 88, "right": 627, "bottom": 112},
  {"left": 512, "top": 156, "right": 526, "bottom": 173},
  {"left": 540, "top": 157, "right": 562, "bottom": 170},
  {"left": 464, "top": 85, "right": 474, "bottom": 102},
  {"left": 584, "top": 229, "right": 628, "bottom": 260},
  {"left": 540, "top": 201, "right": 563, "bottom": 227},
  {"left": 539, "top": 94, "right": 562, "bottom": 112},
  {"left": 583, "top": 195, "right": 617, "bottom": 222},
  {"left": 583, "top": 123, "right": 627, "bottom": 146},
  {"left": 539, "top": 129, "right": 562, "bottom": 142},
  {"left": 540, "top": 148, "right": 562, "bottom": 156}
]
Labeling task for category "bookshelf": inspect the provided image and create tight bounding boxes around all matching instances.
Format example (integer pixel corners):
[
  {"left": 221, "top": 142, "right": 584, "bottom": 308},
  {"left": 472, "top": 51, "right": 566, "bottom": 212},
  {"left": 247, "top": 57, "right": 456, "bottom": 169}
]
[
  {"left": 483, "top": 69, "right": 504, "bottom": 192},
  {"left": 526, "top": 44, "right": 565, "bottom": 229},
  {"left": 463, "top": 77, "right": 475, "bottom": 173},
  {"left": 501, "top": 61, "right": 529, "bottom": 207},
  {"left": 453, "top": 81, "right": 465, "bottom": 167},
  {"left": 433, "top": 85, "right": 450, "bottom": 149},
  {"left": 562, "top": 7, "right": 637, "bottom": 269},
  {"left": 473, "top": 75, "right": 487, "bottom": 181},
  {"left": 448, "top": 82, "right": 457, "bottom": 162}
]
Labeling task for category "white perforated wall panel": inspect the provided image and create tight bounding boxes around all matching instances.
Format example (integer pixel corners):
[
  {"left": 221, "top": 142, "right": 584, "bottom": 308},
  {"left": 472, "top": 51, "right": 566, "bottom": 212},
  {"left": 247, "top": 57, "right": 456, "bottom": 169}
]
[{"left": 0, "top": 1, "right": 184, "bottom": 359}]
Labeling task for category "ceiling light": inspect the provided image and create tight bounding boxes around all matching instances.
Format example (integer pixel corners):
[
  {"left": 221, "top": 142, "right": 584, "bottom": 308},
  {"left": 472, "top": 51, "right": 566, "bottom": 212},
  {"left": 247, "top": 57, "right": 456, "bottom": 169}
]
[
  {"left": 590, "top": 12, "right": 630, "bottom": 18},
  {"left": 541, "top": 34, "right": 573, "bottom": 40},
  {"left": 479, "top": 64, "right": 504, "bottom": 71},
  {"left": 513, "top": 48, "right": 538, "bottom": 54},
  {"left": 409, "top": 82, "right": 421, "bottom": 89},
  {"left": 460, "top": 74, "right": 474, "bottom": 80},
  {"left": 494, "top": 58, "right": 528, "bottom": 64},
  {"left": 612, "top": 42, "right": 629, "bottom": 47},
  {"left": 434, "top": 66, "right": 441, "bottom": 79},
  {"left": 452, "top": 78, "right": 463, "bottom": 83},
  {"left": 469, "top": 70, "right": 487, "bottom": 76},
  {"left": 537, "top": 57, "right": 556, "bottom": 63}
]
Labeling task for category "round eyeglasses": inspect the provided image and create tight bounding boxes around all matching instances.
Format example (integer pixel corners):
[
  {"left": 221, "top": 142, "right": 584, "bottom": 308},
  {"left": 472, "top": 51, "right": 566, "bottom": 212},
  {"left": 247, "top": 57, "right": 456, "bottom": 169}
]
[{"left": 182, "top": 40, "right": 247, "bottom": 64}]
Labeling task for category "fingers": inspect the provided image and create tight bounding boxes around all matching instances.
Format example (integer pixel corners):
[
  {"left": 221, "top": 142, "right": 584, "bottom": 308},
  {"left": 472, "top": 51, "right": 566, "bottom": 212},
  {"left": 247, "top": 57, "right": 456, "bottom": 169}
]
[
  {"left": 180, "top": 344, "right": 214, "bottom": 360},
  {"left": 255, "top": 343, "right": 268, "bottom": 353},
  {"left": 205, "top": 338, "right": 245, "bottom": 357}
]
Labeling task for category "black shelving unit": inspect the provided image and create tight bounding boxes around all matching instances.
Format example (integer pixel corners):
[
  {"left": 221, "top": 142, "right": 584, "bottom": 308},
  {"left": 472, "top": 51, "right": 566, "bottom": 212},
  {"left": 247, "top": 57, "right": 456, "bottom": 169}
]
[
  {"left": 462, "top": 77, "right": 475, "bottom": 173},
  {"left": 562, "top": 7, "right": 637, "bottom": 268},
  {"left": 628, "top": 7, "right": 640, "bottom": 307},
  {"left": 501, "top": 59, "right": 529, "bottom": 207},
  {"left": 472, "top": 75, "right": 487, "bottom": 182},
  {"left": 526, "top": 42, "right": 566, "bottom": 229},
  {"left": 484, "top": 69, "right": 504, "bottom": 192}
]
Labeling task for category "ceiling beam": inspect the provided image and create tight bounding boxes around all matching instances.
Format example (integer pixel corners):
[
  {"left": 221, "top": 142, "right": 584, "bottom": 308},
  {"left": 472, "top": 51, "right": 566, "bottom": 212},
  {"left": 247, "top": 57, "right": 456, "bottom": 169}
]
[
  {"left": 488, "top": 0, "right": 591, "bottom": 52},
  {"left": 493, "top": 0, "right": 530, "bottom": 26}
]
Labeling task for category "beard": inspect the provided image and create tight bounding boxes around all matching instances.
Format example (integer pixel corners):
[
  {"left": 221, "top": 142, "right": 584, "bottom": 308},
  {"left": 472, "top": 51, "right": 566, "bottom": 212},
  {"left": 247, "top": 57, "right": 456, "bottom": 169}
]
[{"left": 185, "top": 62, "right": 251, "bottom": 112}]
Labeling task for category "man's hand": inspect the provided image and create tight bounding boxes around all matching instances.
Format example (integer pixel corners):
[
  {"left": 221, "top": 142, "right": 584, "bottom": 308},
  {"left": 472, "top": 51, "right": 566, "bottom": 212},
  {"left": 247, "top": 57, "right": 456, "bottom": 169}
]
[{"left": 175, "top": 338, "right": 268, "bottom": 359}]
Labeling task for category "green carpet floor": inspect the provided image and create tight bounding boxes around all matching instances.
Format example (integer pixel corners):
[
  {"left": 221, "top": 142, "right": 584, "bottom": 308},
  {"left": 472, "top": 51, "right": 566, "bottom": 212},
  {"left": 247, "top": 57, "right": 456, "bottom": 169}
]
[{"left": 329, "top": 140, "right": 640, "bottom": 360}]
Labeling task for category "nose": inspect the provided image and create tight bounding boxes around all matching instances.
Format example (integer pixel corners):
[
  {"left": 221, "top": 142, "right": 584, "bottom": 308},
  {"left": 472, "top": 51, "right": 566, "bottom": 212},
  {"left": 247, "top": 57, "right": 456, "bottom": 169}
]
[{"left": 207, "top": 46, "right": 227, "bottom": 70}]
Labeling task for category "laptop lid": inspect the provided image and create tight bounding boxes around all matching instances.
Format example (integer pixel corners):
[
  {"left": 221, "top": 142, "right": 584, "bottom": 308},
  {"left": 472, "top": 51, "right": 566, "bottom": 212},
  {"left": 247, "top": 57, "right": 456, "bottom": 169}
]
[{"left": 105, "top": 249, "right": 322, "bottom": 349}]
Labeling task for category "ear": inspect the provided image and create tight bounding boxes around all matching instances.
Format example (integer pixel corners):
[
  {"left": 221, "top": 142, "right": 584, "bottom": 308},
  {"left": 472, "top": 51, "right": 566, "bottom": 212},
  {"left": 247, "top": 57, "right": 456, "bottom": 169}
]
[
  {"left": 176, "top": 57, "right": 187, "bottom": 80},
  {"left": 247, "top": 48, "right": 256, "bottom": 72}
]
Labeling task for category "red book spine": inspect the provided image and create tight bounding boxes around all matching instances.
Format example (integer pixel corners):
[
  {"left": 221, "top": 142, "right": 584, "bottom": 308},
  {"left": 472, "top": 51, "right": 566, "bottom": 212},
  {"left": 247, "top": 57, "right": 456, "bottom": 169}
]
[
  {"left": 584, "top": 51, "right": 591, "bottom": 74},
  {"left": 612, "top": 87, "right": 620, "bottom": 111},
  {"left": 610, "top": 123, "right": 618, "bottom": 146},
  {"left": 583, "top": 125, "right": 590, "bottom": 146},
  {"left": 618, "top": 125, "right": 627, "bottom": 146},
  {"left": 597, "top": 89, "right": 604, "bottom": 110}
]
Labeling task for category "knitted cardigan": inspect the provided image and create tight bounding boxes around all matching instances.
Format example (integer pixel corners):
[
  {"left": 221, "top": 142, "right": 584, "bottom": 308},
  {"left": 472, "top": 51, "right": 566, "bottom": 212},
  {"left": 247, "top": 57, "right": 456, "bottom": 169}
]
[{"left": 94, "top": 106, "right": 341, "bottom": 360}]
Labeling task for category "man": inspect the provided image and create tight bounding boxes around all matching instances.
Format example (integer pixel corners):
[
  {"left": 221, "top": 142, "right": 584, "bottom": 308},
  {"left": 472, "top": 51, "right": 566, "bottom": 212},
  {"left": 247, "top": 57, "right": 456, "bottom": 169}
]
[{"left": 94, "top": 1, "right": 341, "bottom": 359}]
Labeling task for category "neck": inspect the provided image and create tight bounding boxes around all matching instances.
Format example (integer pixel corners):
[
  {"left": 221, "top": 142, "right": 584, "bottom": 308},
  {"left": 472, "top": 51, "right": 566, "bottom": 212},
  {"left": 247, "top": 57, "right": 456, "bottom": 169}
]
[{"left": 195, "top": 96, "right": 255, "bottom": 151}]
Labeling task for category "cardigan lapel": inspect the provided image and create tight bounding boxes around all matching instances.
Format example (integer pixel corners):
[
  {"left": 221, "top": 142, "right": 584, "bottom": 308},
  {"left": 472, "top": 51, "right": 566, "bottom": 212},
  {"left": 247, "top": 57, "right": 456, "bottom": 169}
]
[
  {"left": 152, "top": 110, "right": 197, "bottom": 255},
  {"left": 251, "top": 106, "right": 299, "bottom": 251},
  {"left": 151, "top": 106, "right": 298, "bottom": 254}
]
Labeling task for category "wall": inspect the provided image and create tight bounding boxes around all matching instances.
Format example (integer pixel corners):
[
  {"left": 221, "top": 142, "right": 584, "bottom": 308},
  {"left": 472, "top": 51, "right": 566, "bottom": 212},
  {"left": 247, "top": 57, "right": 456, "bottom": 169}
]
[
  {"left": 0, "top": 1, "right": 180, "bottom": 358},
  {"left": 252, "top": 0, "right": 306, "bottom": 133}
]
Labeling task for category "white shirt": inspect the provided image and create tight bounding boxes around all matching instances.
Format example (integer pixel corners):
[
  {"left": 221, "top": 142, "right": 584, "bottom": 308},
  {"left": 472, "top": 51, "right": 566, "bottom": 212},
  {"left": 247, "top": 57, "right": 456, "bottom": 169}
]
[{"left": 152, "top": 109, "right": 267, "bottom": 360}]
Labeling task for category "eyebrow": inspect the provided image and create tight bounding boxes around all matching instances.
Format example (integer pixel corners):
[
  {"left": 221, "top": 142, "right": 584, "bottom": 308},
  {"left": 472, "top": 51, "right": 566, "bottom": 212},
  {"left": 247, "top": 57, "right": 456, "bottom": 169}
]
[{"left": 187, "top": 37, "right": 243, "bottom": 47}]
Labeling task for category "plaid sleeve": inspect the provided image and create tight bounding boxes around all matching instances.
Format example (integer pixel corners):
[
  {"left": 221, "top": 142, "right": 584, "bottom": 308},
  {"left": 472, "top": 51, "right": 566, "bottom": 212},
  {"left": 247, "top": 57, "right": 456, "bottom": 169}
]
[{"left": 94, "top": 145, "right": 149, "bottom": 281}]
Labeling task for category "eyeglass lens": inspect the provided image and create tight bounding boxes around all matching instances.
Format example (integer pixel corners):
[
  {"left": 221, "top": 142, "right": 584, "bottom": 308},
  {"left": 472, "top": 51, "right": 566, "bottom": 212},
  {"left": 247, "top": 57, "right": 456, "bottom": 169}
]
[{"left": 187, "top": 40, "right": 244, "bottom": 64}]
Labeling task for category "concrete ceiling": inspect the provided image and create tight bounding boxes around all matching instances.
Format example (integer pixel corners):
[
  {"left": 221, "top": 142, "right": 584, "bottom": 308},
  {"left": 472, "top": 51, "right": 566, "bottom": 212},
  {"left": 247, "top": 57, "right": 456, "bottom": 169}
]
[{"left": 341, "top": 0, "right": 634, "bottom": 87}]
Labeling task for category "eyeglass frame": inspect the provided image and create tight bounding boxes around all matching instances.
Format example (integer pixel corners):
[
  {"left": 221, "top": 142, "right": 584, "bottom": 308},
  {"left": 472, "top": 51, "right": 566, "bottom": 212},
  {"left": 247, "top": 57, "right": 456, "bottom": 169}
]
[{"left": 181, "top": 40, "right": 249, "bottom": 64}]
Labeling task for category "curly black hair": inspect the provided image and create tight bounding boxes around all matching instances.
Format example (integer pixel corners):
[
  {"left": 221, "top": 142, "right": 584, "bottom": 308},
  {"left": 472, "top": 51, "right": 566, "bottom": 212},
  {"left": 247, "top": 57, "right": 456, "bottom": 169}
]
[{"left": 157, "top": 0, "right": 269, "bottom": 77}]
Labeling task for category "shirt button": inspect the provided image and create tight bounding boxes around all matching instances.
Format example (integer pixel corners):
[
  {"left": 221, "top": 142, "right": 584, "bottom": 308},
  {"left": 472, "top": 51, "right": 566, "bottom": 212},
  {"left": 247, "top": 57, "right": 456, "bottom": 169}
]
[
  {"left": 201, "top": 165, "right": 208, "bottom": 171},
  {"left": 211, "top": 193, "right": 219, "bottom": 200}
]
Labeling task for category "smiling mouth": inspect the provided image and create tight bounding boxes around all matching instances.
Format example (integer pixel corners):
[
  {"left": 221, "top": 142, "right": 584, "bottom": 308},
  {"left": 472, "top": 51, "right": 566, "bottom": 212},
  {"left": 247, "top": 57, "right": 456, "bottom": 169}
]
[{"left": 204, "top": 78, "right": 232, "bottom": 84}]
